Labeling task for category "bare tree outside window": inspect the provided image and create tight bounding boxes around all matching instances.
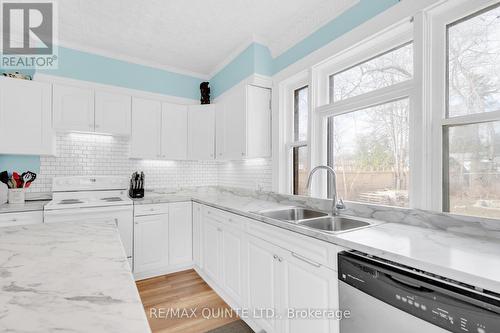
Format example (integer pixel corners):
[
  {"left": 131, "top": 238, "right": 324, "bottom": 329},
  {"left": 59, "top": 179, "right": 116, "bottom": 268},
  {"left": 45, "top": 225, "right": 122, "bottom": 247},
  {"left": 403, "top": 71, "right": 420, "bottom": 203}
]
[
  {"left": 327, "top": 44, "right": 413, "bottom": 207},
  {"left": 445, "top": 4, "right": 500, "bottom": 219}
]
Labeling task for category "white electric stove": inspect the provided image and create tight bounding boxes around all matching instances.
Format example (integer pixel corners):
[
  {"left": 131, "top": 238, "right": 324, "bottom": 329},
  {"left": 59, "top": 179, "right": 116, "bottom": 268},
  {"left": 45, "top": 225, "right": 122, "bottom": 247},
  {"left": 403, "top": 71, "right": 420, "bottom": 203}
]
[{"left": 44, "top": 176, "right": 134, "bottom": 268}]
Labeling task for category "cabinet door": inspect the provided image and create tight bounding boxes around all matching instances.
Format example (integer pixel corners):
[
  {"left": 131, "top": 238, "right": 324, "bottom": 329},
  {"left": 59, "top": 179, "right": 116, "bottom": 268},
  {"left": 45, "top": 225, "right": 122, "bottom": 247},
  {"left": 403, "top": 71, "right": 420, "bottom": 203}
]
[
  {"left": 161, "top": 103, "right": 188, "bottom": 160},
  {"left": 215, "top": 104, "right": 225, "bottom": 160},
  {"left": 221, "top": 223, "right": 244, "bottom": 305},
  {"left": 53, "top": 84, "right": 94, "bottom": 132},
  {"left": 130, "top": 97, "right": 161, "bottom": 159},
  {"left": 0, "top": 77, "right": 53, "bottom": 155},
  {"left": 247, "top": 235, "right": 282, "bottom": 333},
  {"left": 280, "top": 252, "right": 339, "bottom": 333},
  {"left": 168, "top": 202, "right": 192, "bottom": 265},
  {"left": 203, "top": 216, "right": 222, "bottom": 283},
  {"left": 188, "top": 105, "right": 215, "bottom": 160},
  {"left": 133, "top": 214, "right": 169, "bottom": 273},
  {"left": 95, "top": 91, "right": 131, "bottom": 136},
  {"left": 192, "top": 203, "right": 202, "bottom": 267},
  {"left": 222, "top": 86, "right": 246, "bottom": 159},
  {"left": 246, "top": 85, "right": 271, "bottom": 158}
]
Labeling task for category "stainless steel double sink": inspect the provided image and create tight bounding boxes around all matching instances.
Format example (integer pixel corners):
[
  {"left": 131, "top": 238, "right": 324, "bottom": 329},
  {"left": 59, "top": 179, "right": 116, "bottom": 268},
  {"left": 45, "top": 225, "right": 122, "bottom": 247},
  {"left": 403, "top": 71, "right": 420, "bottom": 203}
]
[{"left": 254, "top": 207, "right": 377, "bottom": 234}]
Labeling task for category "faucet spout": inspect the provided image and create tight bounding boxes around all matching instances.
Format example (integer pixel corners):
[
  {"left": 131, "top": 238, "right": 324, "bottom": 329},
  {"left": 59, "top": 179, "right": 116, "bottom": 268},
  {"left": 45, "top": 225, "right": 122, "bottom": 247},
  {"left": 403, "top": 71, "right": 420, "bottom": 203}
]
[{"left": 305, "top": 165, "right": 345, "bottom": 216}]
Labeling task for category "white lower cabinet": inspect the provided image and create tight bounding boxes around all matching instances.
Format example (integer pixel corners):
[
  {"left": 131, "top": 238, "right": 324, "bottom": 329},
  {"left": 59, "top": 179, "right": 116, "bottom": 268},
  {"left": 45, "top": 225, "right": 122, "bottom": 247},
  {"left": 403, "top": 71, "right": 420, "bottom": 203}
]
[
  {"left": 198, "top": 205, "right": 341, "bottom": 333},
  {"left": 281, "top": 251, "right": 339, "bottom": 333},
  {"left": 134, "top": 213, "right": 169, "bottom": 274},
  {"left": 246, "top": 235, "right": 283, "bottom": 333},
  {"left": 168, "top": 202, "right": 192, "bottom": 265},
  {"left": 203, "top": 213, "right": 222, "bottom": 282},
  {"left": 192, "top": 203, "right": 203, "bottom": 267},
  {"left": 133, "top": 202, "right": 193, "bottom": 279}
]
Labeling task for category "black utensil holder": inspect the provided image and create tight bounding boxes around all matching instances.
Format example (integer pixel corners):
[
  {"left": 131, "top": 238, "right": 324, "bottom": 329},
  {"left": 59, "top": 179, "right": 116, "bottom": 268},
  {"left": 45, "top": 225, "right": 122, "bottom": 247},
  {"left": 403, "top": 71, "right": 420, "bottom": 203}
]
[{"left": 129, "top": 188, "right": 144, "bottom": 199}]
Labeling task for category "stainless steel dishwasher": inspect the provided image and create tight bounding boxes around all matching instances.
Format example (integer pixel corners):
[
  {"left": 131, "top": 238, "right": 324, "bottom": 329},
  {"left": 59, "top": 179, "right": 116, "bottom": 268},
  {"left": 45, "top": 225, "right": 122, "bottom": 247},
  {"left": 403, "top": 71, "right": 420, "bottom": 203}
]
[{"left": 338, "top": 251, "right": 500, "bottom": 333}]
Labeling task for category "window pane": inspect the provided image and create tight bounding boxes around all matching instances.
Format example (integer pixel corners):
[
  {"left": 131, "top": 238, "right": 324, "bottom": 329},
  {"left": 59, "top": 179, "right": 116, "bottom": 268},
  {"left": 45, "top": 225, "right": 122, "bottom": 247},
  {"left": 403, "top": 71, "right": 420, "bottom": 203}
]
[
  {"left": 446, "top": 121, "right": 500, "bottom": 219},
  {"left": 329, "top": 43, "right": 413, "bottom": 102},
  {"left": 448, "top": 4, "right": 500, "bottom": 117},
  {"left": 293, "top": 145, "right": 309, "bottom": 195},
  {"left": 328, "top": 99, "right": 410, "bottom": 207},
  {"left": 294, "top": 86, "right": 308, "bottom": 141}
]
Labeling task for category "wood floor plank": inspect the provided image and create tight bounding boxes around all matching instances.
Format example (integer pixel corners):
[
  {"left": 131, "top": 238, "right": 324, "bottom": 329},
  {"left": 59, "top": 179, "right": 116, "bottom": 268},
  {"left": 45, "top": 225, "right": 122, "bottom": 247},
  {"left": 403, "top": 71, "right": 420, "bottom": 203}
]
[{"left": 137, "top": 269, "right": 240, "bottom": 333}]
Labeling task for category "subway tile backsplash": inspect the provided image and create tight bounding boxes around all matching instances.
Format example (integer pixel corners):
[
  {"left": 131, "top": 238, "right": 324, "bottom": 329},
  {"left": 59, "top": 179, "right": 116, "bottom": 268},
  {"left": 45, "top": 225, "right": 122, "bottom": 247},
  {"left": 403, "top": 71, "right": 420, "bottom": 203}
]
[{"left": 29, "top": 133, "right": 272, "bottom": 193}]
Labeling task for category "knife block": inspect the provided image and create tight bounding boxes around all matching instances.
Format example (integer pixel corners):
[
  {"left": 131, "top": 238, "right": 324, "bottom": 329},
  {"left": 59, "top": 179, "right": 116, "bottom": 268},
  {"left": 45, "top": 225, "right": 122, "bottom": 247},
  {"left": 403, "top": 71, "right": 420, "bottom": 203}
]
[{"left": 129, "top": 188, "right": 144, "bottom": 199}]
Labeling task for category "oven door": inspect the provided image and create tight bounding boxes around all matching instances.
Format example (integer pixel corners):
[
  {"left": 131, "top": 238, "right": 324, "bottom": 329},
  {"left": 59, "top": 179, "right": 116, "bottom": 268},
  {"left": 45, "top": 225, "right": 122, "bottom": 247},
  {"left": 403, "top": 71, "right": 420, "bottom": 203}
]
[{"left": 44, "top": 205, "right": 134, "bottom": 261}]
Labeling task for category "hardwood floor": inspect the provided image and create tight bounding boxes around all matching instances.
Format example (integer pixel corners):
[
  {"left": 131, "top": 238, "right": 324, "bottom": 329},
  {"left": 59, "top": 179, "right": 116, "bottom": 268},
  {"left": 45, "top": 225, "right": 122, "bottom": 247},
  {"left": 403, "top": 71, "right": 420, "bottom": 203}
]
[{"left": 136, "top": 270, "right": 240, "bottom": 333}]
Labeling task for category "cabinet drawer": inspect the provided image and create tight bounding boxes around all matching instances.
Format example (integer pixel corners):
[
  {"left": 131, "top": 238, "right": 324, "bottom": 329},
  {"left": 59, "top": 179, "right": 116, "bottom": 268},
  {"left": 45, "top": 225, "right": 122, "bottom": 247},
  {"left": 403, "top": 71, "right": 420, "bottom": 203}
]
[
  {"left": 134, "top": 203, "right": 169, "bottom": 216},
  {"left": 0, "top": 211, "right": 43, "bottom": 227},
  {"left": 247, "top": 219, "right": 346, "bottom": 271},
  {"left": 202, "top": 205, "right": 244, "bottom": 230}
]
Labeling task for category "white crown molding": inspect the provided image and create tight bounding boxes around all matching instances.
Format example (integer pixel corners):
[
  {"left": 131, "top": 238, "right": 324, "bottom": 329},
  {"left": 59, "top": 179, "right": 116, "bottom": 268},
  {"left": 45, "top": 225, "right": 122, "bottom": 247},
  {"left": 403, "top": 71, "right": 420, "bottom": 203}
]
[
  {"left": 208, "top": 35, "right": 268, "bottom": 78},
  {"left": 35, "top": 73, "right": 198, "bottom": 105},
  {"left": 57, "top": 40, "right": 210, "bottom": 80}
]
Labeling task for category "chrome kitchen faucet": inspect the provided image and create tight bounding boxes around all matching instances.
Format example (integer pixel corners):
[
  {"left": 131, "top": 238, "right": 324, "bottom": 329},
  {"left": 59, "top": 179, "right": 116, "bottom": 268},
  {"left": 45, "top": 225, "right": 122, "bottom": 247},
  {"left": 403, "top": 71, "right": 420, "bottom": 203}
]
[{"left": 305, "top": 165, "right": 345, "bottom": 216}]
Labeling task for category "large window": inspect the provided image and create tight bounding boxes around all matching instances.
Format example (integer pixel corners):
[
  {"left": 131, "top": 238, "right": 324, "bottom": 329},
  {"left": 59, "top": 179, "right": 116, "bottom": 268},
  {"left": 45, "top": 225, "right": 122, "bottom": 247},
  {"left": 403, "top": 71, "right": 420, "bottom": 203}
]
[
  {"left": 291, "top": 86, "right": 309, "bottom": 195},
  {"left": 326, "top": 43, "right": 414, "bottom": 207},
  {"left": 443, "top": 4, "right": 500, "bottom": 219},
  {"left": 328, "top": 99, "right": 410, "bottom": 207}
]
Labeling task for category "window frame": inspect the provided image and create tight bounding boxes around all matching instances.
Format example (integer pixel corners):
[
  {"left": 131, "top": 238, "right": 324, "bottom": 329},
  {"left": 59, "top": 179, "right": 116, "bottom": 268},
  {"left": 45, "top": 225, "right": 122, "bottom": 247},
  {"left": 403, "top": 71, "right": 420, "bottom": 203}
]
[
  {"left": 429, "top": 0, "right": 500, "bottom": 212},
  {"left": 311, "top": 26, "right": 421, "bottom": 205},
  {"left": 281, "top": 73, "right": 310, "bottom": 195}
]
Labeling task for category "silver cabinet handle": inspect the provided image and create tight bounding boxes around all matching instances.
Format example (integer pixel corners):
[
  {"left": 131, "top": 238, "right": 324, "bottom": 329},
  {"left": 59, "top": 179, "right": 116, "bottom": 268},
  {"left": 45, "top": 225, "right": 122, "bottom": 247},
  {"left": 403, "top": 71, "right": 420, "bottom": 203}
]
[{"left": 291, "top": 252, "right": 320, "bottom": 267}]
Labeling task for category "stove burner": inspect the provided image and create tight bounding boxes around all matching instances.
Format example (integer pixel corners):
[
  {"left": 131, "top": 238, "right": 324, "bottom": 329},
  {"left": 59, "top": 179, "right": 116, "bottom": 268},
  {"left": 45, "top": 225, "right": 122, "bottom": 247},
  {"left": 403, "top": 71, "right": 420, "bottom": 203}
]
[
  {"left": 101, "top": 197, "right": 123, "bottom": 202},
  {"left": 59, "top": 199, "right": 84, "bottom": 204}
]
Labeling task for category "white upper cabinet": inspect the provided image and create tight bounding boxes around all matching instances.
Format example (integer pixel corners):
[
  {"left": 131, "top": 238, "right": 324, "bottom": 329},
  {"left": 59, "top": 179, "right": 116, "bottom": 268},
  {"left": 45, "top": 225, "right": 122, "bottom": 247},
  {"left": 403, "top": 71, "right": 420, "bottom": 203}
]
[
  {"left": 130, "top": 97, "right": 161, "bottom": 159},
  {"left": 53, "top": 84, "right": 95, "bottom": 132},
  {"left": 53, "top": 83, "right": 132, "bottom": 136},
  {"left": 0, "top": 77, "right": 54, "bottom": 155},
  {"left": 94, "top": 91, "right": 131, "bottom": 136},
  {"left": 216, "top": 84, "right": 271, "bottom": 160},
  {"left": 188, "top": 104, "right": 215, "bottom": 160},
  {"left": 161, "top": 103, "right": 188, "bottom": 160}
]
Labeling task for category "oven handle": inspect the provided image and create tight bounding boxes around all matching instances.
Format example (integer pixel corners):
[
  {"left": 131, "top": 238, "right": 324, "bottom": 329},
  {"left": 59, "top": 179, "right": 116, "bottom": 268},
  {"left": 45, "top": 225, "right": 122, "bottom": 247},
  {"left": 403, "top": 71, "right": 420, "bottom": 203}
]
[{"left": 44, "top": 205, "right": 132, "bottom": 216}]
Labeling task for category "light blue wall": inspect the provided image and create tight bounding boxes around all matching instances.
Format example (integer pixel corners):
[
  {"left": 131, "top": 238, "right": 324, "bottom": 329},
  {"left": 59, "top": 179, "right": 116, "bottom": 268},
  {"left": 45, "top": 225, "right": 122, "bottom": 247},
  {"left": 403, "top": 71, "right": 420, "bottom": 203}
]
[
  {"left": 210, "top": 0, "right": 400, "bottom": 97},
  {"left": 38, "top": 47, "right": 203, "bottom": 100},
  {"left": 210, "top": 43, "right": 273, "bottom": 97},
  {"left": 0, "top": 155, "right": 40, "bottom": 174}
]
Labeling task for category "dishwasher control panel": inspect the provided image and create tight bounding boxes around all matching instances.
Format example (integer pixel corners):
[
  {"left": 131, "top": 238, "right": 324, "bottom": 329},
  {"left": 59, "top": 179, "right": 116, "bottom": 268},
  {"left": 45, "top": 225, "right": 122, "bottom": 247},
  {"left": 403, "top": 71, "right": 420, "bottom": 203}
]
[{"left": 338, "top": 252, "right": 500, "bottom": 333}]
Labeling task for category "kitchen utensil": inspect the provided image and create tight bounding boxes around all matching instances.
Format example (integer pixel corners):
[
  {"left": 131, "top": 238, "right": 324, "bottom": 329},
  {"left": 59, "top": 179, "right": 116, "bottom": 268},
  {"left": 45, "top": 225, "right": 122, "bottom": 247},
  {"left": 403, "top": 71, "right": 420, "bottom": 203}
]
[
  {"left": 12, "top": 172, "right": 22, "bottom": 188},
  {"left": 21, "top": 171, "right": 36, "bottom": 188},
  {"left": 0, "top": 171, "right": 9, "bottom": 186}
]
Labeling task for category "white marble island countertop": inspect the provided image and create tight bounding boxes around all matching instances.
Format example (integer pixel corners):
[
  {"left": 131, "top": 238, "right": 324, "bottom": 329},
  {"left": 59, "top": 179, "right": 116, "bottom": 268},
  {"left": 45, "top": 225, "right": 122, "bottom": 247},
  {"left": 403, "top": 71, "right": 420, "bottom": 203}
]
[{"left": 0, "top": 221, "right": 150, "bottom": 333}]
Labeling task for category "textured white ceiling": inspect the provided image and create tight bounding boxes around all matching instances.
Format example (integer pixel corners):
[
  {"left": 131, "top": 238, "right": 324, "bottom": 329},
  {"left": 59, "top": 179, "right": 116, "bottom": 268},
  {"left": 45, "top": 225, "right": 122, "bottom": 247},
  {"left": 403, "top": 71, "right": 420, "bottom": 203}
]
[{"left": 57, "top": 0, "right": 358, "bottom": 77}]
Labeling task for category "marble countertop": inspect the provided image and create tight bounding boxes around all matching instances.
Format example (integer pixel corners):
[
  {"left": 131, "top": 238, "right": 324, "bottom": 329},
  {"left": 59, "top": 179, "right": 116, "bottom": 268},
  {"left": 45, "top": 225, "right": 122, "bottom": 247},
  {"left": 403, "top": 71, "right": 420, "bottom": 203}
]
[
  {"left": 143, "top": 189, "right": 500, "bottom": 293},
  {"left": 0, "top": 200, "right": 49, "bottom": 214},
  {"left": 0, "top": 221, "right": 151, "bottom": 333}
]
